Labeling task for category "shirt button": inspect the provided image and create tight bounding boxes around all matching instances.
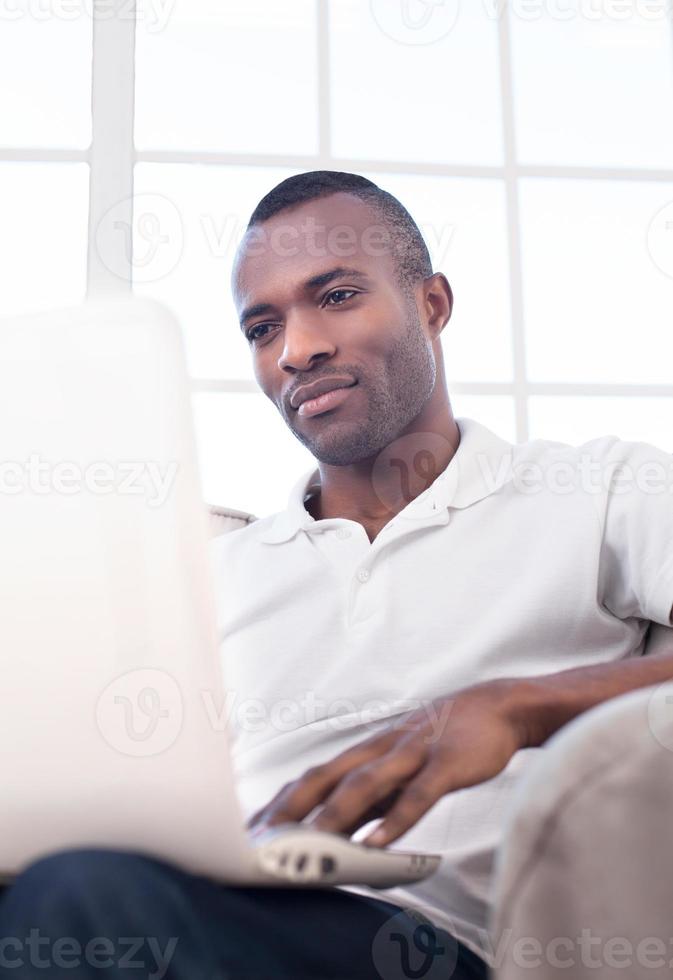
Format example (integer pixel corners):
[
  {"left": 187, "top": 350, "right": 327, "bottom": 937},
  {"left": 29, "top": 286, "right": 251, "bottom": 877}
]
[
  {"left": 336, "top": 528, "right": 351, "bottom": 540},
  {"left": 357, "top": 568, "right": 370, "bottom": 583}
]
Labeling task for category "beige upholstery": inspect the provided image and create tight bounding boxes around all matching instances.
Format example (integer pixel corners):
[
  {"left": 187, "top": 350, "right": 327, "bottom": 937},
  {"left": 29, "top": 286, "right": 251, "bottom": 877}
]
[
  {"left": 491, "top": 676, "right": 673, "bottom": 979},
  {"left": 491, "top": 620, "right": 673, "bottom": 977},
  {"left": 207, "top": 503, "right": 257, "bottom": 538}
]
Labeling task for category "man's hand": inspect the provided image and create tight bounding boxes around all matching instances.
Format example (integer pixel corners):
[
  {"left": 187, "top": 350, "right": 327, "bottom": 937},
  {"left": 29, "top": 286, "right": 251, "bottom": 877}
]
[
  {"left": 245, "top": 679, "right": 527, "bottom": 848},
  {"left": 247, "top": 641, "right": 673, "bottom": 847}
]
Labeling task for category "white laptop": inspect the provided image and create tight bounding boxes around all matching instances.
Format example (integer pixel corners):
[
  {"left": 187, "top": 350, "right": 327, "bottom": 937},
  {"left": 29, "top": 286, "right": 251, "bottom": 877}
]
[{"left": 0, "top": 298, "right": 440, "bottom": 890}]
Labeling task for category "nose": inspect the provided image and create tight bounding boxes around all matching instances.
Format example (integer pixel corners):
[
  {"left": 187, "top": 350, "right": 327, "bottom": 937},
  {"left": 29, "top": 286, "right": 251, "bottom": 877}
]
[{"left": 277, "top": 311, "right": 336, "bottom": 373}]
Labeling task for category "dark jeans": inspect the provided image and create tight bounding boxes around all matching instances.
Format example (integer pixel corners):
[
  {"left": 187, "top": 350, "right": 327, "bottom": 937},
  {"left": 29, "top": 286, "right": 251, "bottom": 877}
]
[{"left": 0, "top": 849, "right": 489, "bottom": 979}]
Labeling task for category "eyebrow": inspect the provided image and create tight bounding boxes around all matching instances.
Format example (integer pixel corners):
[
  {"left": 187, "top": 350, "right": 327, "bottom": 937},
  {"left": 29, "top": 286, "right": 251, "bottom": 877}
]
[{"left": 238, "top": 266, "right": 372, "bottom": 329}]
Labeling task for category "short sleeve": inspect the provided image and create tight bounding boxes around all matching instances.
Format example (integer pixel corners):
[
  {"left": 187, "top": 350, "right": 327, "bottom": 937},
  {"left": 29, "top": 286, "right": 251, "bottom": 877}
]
[{"left": 593, "top": 436, "right": 673, "bottom": 627}]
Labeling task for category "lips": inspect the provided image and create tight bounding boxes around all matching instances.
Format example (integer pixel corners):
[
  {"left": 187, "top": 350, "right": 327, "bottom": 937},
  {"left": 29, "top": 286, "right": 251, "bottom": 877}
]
[{"left": 290, "top": 376, "right": 357, "bottom": 411}]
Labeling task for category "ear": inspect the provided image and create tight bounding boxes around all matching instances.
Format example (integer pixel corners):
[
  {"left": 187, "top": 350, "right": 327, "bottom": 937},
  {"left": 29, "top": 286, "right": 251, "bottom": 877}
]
[{"left": 422, "top": 273, "right": 453, "bottom": 341}]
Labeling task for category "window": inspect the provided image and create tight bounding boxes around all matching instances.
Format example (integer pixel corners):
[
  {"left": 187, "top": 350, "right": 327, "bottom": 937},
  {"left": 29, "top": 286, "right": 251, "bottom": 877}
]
[
  {"left": 4, "top": 1, "right": 673, "bottom": 514},
  {"left": 0, "top": 13, "right": 91, "bottom": 313}
]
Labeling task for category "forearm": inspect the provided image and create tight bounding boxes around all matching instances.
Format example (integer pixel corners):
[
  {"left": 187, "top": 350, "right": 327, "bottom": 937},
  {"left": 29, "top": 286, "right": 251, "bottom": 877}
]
[{"left": 504, "top": 644, "right": 673, "bottom": 749}]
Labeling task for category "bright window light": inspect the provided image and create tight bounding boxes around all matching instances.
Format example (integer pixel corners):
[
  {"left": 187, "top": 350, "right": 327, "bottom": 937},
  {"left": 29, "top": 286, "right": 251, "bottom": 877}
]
[
  {"left": 529, "top": 396, "right": 673, "bottom": 452},
  {"left": 132, "top": 163, "right": 301, "bottom": 380},
  {"left": 363, "top": 171, "right": 513, "bottom": 383},
  {"left": 192, "top": 391, "right": 315, "bottom": 518},
  {"left": 520, "top": 178, "right": 673, "bottom": 384},
  {"left": 0, "top": 163, "right": 89, "bottom": 317},
  {"left": 0, "top": 16, "right": 92, "bottom": 149},
  {"left": 510, "top": 7, "right": 673, "bottom": 167},
  {"left": 135, "top": 0, "right": 319, "bottom": 154},
  {"left": 330, "top": 1, "right": 503, "bottom": 165}
]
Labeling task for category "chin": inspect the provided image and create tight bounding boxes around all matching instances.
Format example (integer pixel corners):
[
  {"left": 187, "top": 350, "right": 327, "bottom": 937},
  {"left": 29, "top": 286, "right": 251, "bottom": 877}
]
[{"left": 314, "top": 438, "right": 379, "bottom": 467}]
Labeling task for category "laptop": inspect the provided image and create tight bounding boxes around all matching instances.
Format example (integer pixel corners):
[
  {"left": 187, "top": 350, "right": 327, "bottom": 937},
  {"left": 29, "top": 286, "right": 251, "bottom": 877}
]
[{"left": 0, "top": 298, "right": 440, "bottom": 890}]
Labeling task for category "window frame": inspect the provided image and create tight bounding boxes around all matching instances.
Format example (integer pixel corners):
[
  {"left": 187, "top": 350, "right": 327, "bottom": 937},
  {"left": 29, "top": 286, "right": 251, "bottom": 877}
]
[{"left": 3, "top": 0, "right": 673, "bottom": 446}]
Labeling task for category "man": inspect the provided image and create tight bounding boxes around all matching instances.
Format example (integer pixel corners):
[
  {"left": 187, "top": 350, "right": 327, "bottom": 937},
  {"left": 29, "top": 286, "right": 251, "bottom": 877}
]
[{"left": 1, "top": 170, "right": 672, "bottom": 979}]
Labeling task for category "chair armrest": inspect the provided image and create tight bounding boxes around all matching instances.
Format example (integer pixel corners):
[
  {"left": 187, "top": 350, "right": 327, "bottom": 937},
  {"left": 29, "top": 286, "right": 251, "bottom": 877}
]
[
  {"left": 207, "top": 504, "right": 258, "bottom": 538},
  {"left": 643, "top": 620, "right": 673, "bottom": 656}
]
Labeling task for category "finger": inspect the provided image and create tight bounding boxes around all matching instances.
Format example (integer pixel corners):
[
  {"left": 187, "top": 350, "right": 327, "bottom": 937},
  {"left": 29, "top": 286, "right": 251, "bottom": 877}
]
[
  {"left": 361, "top": 758, "right": 450, "bottom": 847},
  {"left": 308, "top": 743, "right": 426, "bottom": 836},
  {"left": 246, "top": 733, "right": 397, "bottom": 830},
  {"left": 337, "top": 786, "right": 404, "bottom": 837},
  {"left": 245, "top": 762, "right": 351, "bottom": 831}
]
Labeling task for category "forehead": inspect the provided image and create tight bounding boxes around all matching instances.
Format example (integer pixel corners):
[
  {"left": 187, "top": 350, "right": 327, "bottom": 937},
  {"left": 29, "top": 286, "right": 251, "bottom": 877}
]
[{"left": 232, "top": 192, "right": 397, "bottom": 306}]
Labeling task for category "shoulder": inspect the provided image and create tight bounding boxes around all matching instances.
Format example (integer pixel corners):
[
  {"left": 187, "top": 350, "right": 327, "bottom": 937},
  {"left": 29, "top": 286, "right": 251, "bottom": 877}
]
[
  {"left": 510, "top": 432, "right": 672, "bottom": 509},
  {"left": 510, "top": 431, "right": 651, "bottom": 477}
]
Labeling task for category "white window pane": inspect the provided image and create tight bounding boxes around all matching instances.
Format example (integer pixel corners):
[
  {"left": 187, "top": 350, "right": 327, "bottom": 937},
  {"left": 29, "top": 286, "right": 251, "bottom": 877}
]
[
  {"left": 529, "top": 396, "right": 673, "bottom": 452},
  {"left": 364, "top": 172, "right": 513, "bottom": 382},
  {"left": 0, "top": 164, "right": 89, "bottom": 317},
  {"left": 192, "top": 392, "right": 315, "bottom": 517},
  {"left": 132, "top": 163, "right": 301, "bottom": 380},
  {"left": 510, "top": 7, "right": 673, "bottom": 167},
  {"left": 0, "top": 14, "right": 91, "bottom": 149},
  {"left": 331, "top": 1, "right": 503, "bottom": 165},
  {"left": 134, "top": 0, "right": 318, "bottom": 154},
  {"left": 451, "top": 395, "right": 517, "bottom": 444},
  {"left": 520, "top": 178, "right": 673, "bottom": 384}
]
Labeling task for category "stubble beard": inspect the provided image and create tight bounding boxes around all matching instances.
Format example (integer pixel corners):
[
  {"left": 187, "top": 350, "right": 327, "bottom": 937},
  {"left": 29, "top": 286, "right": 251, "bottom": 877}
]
[{"left": 289, "top": 302, "right": 437, "bottom": 467}]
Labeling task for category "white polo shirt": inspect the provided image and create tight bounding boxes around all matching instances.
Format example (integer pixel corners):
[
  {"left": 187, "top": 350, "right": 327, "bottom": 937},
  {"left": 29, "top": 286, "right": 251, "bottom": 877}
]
[{"left": 211, "top": 416, "right": 673, "bottom": 964}]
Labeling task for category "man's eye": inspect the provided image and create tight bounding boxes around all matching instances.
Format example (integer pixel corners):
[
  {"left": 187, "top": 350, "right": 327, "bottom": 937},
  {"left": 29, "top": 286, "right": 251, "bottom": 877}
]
[
  {"left": 246, "top": 323, "right": 273, "bottom": 342},
  {"left": 246, "top": 290, "right": 357, "bottom": 341},
  {"left": 324, "top": 289, "right": 357, "bottom": 306}
]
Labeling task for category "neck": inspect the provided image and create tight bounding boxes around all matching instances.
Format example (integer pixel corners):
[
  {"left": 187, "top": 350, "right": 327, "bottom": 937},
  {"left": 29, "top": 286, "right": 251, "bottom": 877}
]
[{"left": 305, "top": 383, "right": 460, "bottom": 535}]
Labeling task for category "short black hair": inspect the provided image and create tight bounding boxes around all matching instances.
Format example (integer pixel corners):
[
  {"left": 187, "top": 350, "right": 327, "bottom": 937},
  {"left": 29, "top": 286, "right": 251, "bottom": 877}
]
[{"left": 245, "top": 170, "right": 433, "bottom": 297}]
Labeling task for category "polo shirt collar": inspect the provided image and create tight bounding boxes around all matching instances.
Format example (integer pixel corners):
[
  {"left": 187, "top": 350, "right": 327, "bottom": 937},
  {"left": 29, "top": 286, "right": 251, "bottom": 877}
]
[{"left": 259, "top": 416, "right": 516, "bottom": 545}]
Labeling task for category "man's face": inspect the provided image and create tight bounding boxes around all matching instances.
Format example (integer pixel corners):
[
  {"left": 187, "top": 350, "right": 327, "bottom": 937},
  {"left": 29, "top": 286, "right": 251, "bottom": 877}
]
[{"left": 231, "top": 192, "right": 438, "bottom": 466}]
